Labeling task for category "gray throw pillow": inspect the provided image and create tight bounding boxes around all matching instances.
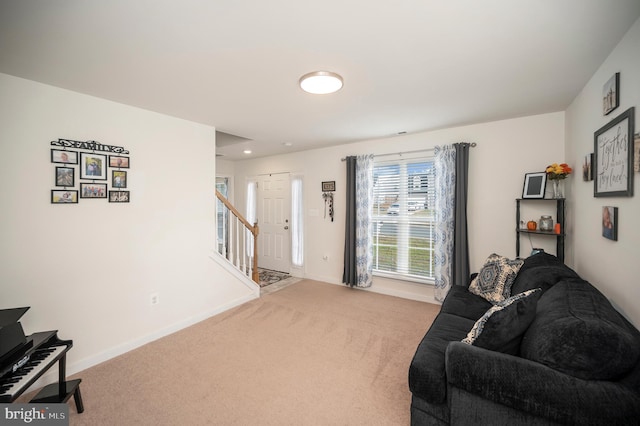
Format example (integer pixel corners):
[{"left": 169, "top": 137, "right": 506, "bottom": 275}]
[{"left": 469, "top": 253, "right": 524, "bottom": 304}]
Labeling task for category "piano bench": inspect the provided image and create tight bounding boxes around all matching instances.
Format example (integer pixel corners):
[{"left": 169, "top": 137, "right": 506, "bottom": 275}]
[{"left": 30, "top": 379, "right": 84, "bottom": 413}]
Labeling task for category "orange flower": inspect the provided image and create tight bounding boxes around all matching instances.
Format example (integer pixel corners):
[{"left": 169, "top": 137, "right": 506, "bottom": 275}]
[{"left": 546, "top": 163, "right": 572, "bottom": 180}]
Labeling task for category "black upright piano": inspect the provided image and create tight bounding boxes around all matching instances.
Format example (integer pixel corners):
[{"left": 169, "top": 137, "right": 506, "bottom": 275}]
[{"left": 0, "top": 307, "right": 83, "bottom": 412}]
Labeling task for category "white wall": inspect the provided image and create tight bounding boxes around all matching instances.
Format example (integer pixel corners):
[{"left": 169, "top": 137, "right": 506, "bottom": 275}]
[
  {"left": 216, "top": 158, "right": 236, "bottom": 177},
  {"left": 231, "top": 112, "right": 565, "bottom": 303},
  {"left": 565, "top": 17, "right": 640, "bottom": 327},
  {"left": 0, "top": 74, "right": 256, "bottom": 378}
]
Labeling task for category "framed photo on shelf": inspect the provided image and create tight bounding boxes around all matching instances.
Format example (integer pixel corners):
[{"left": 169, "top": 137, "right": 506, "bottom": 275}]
[
  {"left": 51, "top": 149, "right": 78, "bottom": 164},
  {"left": 112, "top": 170, "right": 127, "bottom": 188},
  {"left": 55, "top": 167, "right": 75, "bottom": 187},
  {"left": 109, "top": 190, "right": 130, "bottom": 203},
  {"left": 51, "top": 190, "right": 78, "bottom": 204},
  {"left": 522, "top": 172, "right": 547, "bottom": 199},
  {"left": 602, "top": 206, "right": 618, "bottom": 241},
  {"left": 80, "top": 183, "right": 107, "bottom": 198},
  {"left": 80, "top": 152, "right": 107, "bottom": 180},
  {"left": 603, "top": 72, "right": 619, "bottom": 116},
  {"left": 594, "top": 107, "right": 635, "bottom": 197},
  {"left": 109, "top": 155, "right": 130, "bottom": 168}
]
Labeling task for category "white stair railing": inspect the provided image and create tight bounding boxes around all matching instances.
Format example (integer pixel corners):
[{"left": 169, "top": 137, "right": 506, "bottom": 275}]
[{"left": 215, "top": 190, "right": 259, "bottom": 283}]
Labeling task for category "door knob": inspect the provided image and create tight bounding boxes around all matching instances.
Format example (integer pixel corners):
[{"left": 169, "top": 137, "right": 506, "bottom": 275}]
[{"left": 284, "top": 226, "right": 289, "bottom": 230}]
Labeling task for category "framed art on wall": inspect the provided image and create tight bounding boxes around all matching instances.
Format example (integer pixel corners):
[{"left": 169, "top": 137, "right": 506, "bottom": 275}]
[
  {"left": 112, "top": 170, "right": 127, "bottom": 188},
  {"left": 602, "top": 206, "right": 618, "bottom": 241},
  {"left": 109, "top": 155, "right": 130, "bottom": 168},
  {"left": 602, "top": 72, "right": 620, "bottom": 116},
  {"left": 582, "top": 153, "right": 594, "bottom": 181},
  {"left": 522, "top": 172, "right": 547, "bottom": 199},
  {"left": 109, "top": 190, "right": 130, "bottom": 203},
  {"left": 80, "top": 183, "right": 107, "bottom": 198},
  {"left": 55, "top": 167, "right": 75, "bottom": 187},
  {"left": 322, "top": 181, "right": 336, "bottom": 192},
  {"left": 51, "top": 149, "right": 78, "bottom": 164},
  {"left": 51, "top": 190, "right": 78, "bottom": 204},
  {"left": 80, "top": 152, "right": 107, "bottom": 180},
  {"left": 634, "top": 132, "right": 640, "bottom": 173},
  {"left": 594, "top": 107, "right": 635, "bottom": 197}
]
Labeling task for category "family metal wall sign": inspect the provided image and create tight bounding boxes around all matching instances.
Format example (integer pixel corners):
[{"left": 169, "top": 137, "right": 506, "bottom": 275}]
[{"left": 50, "top": 138, "right": 130, "bottom": 204}]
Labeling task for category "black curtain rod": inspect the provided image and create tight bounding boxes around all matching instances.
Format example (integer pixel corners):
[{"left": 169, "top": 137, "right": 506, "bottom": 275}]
[{"left": 340, "top": 142, "right": 476, "bottom": 161}]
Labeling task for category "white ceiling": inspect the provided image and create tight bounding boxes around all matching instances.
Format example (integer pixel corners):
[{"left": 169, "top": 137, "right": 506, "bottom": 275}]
[{"left": 2, "top": 1, "right": 639, "bottom": 160}]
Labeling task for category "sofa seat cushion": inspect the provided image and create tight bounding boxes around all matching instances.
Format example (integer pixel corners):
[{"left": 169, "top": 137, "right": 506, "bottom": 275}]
[
  {"left": 521, "top": 279, "right": 640, "bottom": 380},
  {"left": 440, "top": 285, "right": 494, "bottom": 321},
  {"left": 469, "top": 253, "right": 524, "bottom": 303},
  {"left": 462, "top": 288, "right": 542, "bottom": 355},
  {"left": 409, "top": 313, "right": 476, "bottom": 404}
]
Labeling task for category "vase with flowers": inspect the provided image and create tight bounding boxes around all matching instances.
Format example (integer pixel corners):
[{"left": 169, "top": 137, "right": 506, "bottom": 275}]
[{"left": 545, "top": 163, "right": 572, "bottom": 198}]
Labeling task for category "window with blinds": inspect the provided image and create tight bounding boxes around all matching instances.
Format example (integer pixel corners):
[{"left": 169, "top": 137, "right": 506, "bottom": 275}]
[{"left": 372, "top": 155, "right": 435, "bottom": 282}]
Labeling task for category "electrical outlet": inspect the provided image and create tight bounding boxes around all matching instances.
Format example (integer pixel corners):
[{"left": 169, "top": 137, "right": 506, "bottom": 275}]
[{"left": 150, "top": 293, "right": 159, "bottom": 306}]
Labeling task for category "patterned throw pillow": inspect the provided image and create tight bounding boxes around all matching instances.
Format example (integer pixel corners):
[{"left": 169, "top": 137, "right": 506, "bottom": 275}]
[
  {"left": 469, "top": 253, "right": 524, "bottom": 304},
  {"left": 462, "top": 288, "right": 542, "bottom": 354}
]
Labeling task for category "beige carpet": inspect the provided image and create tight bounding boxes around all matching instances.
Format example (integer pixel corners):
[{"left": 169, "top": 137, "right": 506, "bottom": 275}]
[{"left": 56, "top": 280, "right": 440, "bottom": 425}]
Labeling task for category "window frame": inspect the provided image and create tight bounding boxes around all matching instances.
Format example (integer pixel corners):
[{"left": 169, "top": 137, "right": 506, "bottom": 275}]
[{"left": 371, "top": 154, "right": 435, "bottom": 284}]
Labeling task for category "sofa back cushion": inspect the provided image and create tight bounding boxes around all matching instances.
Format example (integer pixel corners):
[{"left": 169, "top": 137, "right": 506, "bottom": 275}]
[
  {"left": 511, "top": 252, "right": 579, "bottom": 295},
  {"left": 439, "top": 285, "right": 493, "bottom": 321},
  {"left": 521, "top": 279, "right": 640, "bottom": 380}
]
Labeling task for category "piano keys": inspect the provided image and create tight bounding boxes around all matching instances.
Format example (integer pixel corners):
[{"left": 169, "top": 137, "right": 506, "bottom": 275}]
[
  {"left": 0, "top": 307, "right": 83, "bottom": 413},
  {"left": 0, "top": 331, "right": 68, "bottom": 402}
]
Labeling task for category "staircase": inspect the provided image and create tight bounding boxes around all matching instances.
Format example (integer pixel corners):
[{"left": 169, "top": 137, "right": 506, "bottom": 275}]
[{"left": 215, "top": 190, "right": 259, "bottom": 284}]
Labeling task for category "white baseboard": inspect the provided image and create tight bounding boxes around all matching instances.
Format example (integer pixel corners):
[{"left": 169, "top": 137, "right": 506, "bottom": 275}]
[
  {"left": 303, "top": 273, "right": 439, "bottom": 304},
  {"left": 26, "top": 291, "right": 258, "bottom": 395}
]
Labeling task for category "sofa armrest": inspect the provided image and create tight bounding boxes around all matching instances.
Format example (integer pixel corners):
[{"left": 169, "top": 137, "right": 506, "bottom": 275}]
[{"left": 445, "top": 342, "right": 640, "bottom": 425}]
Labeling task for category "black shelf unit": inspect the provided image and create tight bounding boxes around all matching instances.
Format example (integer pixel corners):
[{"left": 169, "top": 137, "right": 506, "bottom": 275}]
[{"left": 516, "top": 198, "right": 565, "bottom": 263}]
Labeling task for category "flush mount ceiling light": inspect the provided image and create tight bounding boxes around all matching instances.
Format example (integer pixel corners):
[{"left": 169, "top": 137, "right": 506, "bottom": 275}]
[{"left": 299, "top": 71, "right": 343, "bottom": 94}]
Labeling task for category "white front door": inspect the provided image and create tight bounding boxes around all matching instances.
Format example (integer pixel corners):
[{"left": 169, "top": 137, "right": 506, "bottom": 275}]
[{"left": 257, "top": 173, "right": 290, "bottom": 273}]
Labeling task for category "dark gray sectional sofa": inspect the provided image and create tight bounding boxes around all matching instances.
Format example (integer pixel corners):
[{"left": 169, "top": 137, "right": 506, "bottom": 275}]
[{"left": 408, "top": 253, "right": 640, "bottom": 425}]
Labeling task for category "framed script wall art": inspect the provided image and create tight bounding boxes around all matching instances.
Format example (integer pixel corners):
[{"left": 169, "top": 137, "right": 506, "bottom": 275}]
[{"left": 594, "top": 107, "right": 635, "bottom": 197}]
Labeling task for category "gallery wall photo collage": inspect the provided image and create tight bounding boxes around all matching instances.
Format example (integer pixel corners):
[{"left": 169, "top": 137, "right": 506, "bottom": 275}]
[{"left": 50, "top": 138, "right": 131, "bottom": 204}]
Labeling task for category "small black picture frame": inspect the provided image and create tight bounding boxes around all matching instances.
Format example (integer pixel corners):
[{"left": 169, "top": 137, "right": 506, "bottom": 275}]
[
  {"left": 55, "top": 166, "right": 75, "bottom": 187},
  {"left": 582, "top": 153, "right": 594, "bottom": 181},
  {"left": 112, "top": 170, "right": 127, "bottom": 188},
  {"left": 322, "top": 181, "right": 336, "bottom": 192},
  {"left": 51, "top": 149, "right": 78, "bottom": 164},
  {"left": 603, "top": 72, "right": 620, "bottom": 116},
  {"left": 602, "top": 206, "right": 618, "bottom": 241},
  {"left": 80, "top": 183, "right": 107, "bottom": 198},
  {"left": 109, "top": 155, "right": 130, "bottom": 169},
  {"left": 109, "top": 190, "right": 130, "bottom": 203},
  {"left": 522, "top": 172, "right": 547, "bottom": 199},
  {"left": 51, "top": 190, "right": 78, "bottom": 204}
]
